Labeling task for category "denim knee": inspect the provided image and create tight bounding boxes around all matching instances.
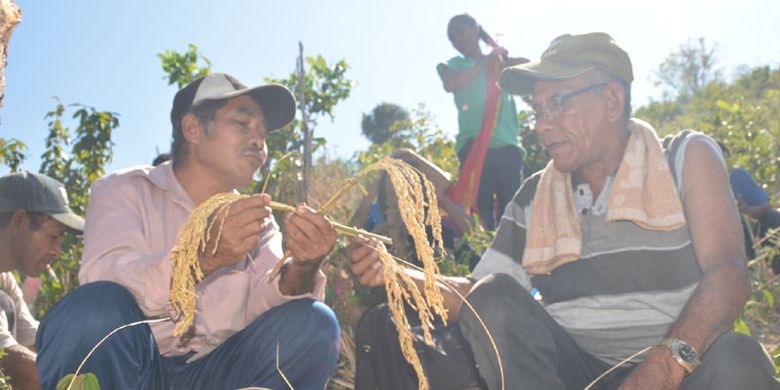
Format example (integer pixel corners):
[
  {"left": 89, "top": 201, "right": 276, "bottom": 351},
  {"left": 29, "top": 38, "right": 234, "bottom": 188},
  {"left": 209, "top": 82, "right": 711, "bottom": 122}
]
[
  {"left": 38, "top": 281, "right": 144, "bottom": 342},
  {"left": 308, "top": 300, "right": 340, "bottom": 352},
  {"left": 278, "top": 300, "right": 340, "bottom": 359}
]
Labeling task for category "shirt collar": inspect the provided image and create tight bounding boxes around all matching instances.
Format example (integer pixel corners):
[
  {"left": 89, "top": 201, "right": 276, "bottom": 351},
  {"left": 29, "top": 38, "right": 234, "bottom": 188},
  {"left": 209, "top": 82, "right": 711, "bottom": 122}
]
[
  {"left": 148, "top": 161, "right": 196, "bottom": 211},
  {"left": 573, "top": 176, "right": 614, "bottom": 216}
]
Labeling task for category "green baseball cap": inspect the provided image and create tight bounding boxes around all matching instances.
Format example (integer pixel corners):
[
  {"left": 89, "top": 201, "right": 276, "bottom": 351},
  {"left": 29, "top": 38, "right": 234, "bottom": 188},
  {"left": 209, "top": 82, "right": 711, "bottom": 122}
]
[
  {"left": 0, "top": 172, "right": 84, "bottom": 232},
  {"left": 499, "top": 32, "right": 633, "bottom": 96}
]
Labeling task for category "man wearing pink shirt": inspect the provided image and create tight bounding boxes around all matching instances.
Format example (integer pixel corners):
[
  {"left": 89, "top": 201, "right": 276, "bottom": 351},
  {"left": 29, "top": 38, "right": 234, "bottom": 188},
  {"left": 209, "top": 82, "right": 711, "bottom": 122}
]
[{"left": 36, "top": 73, "right": 340, "bottom": 389}]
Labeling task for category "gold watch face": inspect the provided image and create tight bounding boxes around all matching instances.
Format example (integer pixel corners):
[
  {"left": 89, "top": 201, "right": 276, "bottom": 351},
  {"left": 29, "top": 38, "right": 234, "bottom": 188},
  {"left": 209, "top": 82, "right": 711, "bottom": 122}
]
[
  {"left": 676, "top": 343, "right": 698, "bottom": 364},
  {"left": 670, "top": 339, "right": 701, "bottom": 371}
]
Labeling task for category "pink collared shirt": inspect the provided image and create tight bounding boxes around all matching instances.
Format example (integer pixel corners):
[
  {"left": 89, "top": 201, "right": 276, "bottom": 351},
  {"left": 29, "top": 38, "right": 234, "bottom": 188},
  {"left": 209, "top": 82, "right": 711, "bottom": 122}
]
[{"left": 79, "top": 162, "right": 326, "bottom": 360}]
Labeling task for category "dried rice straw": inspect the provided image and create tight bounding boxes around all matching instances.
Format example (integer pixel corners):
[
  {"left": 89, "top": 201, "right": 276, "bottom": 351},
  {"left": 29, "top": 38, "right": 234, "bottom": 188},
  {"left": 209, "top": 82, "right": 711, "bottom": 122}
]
[
  {"left": 316, "top": 157, "right": 448, "bottom": 389},
  {"left": 169, "top": 193, "right": 392, "bottom": 337},
  {"left": 169, "top": 157, "right": 447, "bottom": 390}
]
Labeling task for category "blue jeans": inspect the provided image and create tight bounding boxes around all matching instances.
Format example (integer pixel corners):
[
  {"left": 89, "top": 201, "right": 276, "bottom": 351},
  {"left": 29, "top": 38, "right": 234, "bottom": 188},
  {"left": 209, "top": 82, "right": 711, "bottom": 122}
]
[{"left": 36, "top": 281, "right": 340, "bottom": 389}]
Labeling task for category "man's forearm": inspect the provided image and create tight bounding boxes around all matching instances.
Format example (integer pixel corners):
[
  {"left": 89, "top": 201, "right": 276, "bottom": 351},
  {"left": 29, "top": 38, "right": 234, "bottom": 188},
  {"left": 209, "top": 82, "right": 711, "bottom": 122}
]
[
  {"left": 403, "top": 268, "right": 474, "bottom": 321},
  {"left": 665, "top": 261, "right": 750, "bottom": 354},
  {"left": 0, "top": 344, "right": 41, "bottom": 390}
]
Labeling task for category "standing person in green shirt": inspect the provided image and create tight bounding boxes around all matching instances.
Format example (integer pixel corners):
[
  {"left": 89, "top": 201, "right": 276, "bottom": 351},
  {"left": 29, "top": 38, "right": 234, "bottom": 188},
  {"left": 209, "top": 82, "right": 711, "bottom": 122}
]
[{"left": 438, "top": 13, "right": 529, "bottom": 229}]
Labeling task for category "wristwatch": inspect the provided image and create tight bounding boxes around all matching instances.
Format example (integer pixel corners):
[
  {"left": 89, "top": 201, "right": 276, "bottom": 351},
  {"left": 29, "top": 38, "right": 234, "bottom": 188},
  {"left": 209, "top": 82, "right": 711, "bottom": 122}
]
[{"left": 659, "top": 338, "right": 701, "bottom": 374}]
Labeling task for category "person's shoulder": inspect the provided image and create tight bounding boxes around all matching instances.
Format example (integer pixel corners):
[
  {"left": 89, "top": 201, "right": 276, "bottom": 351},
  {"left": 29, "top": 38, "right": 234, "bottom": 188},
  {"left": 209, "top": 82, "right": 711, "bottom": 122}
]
[
  {"left": 0, "top": 272, "right": 18, "bottom": 295},
  {"left": 662, "top": 130, "right": 725, "bottom": 171},
  {"left": 682, "top": 133, "right": 725, "bottom": 164},
  {"left": 513, "top": 171, "right": 543, "bottom": 208},
  {"left": 445, "top": 55, "right": 470, "bottom": 69},
  {"left": 96, "top": 165, "right": 154, "bottom": 185},
  {"left": 91, "top": 164, "right": 157, "bottom": 196}
]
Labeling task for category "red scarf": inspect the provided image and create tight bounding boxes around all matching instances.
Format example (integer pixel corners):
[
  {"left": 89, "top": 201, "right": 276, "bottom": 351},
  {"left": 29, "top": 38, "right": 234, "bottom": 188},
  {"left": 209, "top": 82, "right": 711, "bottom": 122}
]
[{"left": 447, "top": 61, "right": 503, "bottom": 214}]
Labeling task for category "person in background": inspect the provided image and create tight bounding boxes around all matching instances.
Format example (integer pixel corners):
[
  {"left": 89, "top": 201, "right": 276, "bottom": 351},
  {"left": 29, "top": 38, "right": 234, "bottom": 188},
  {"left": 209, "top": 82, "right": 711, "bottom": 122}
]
[
  {"left": 438, "top": 13, "right": 529, "bottom": 229},
  {"left": 152, "top": 152, "right": 171, "bottom": 167},
  {"left": 352, "top": 149, "right": 477, "bottom": 266},
  {"left": 0, "top": 172, "right": 84, "bottom": 390},
  {"left": 719, "top": 141, "right": 780, "bottom": 273}
]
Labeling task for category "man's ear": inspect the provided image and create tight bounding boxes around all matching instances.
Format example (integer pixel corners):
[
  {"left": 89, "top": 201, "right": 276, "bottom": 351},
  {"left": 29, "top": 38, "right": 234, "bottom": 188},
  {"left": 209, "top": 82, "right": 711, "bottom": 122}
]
[
  {"left": 181, "top": 113, "right": 204, "bottom": 145},
  {"left": 10, "top": 209, "right": 29, "bottom": 231},
  {"left": 603, "top": 81, "right": 627, "bottom": 124}
]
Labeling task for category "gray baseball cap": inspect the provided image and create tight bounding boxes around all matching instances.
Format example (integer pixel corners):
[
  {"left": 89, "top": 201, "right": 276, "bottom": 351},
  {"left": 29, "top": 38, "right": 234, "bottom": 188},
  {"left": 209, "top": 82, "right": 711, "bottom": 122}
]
[
  {"left": 170, "top": 73, "right": 296, "bottom": 132},
  {"left": 0, "top": 172, "right": 84, "bottom": 232}
]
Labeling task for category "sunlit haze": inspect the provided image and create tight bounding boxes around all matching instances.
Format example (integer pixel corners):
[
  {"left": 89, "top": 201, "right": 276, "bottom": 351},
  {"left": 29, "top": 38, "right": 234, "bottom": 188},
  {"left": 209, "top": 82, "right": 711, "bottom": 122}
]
[{"left": 2, "top": 0, "right": 778, "bottom": 174}]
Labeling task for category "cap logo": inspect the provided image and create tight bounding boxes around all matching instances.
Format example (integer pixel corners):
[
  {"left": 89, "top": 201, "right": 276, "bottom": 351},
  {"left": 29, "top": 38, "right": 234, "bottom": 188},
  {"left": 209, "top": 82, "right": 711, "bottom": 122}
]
[
  {"left": 542, "top": 36, "right": 566, "bottom": 58},
  {"left": 58, "top": 187, "right": 70, "bottom": 207}
]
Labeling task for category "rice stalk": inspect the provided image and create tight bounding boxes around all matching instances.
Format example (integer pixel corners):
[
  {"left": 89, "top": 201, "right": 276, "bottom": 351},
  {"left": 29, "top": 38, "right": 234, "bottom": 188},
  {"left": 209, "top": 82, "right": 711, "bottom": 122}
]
[{"left": 169, "top": 157, "right": 447, "bottom": 389}]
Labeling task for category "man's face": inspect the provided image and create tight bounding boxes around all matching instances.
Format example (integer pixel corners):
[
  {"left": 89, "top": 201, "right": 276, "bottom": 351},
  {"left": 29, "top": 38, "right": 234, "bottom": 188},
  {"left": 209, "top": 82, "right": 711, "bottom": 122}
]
[
  {"left": 530, "top": 76, "right": 612, "bottom": 173},
  {"left": 195, "top": 95, "right": 269, "bottom": 188},
  {"left": 12, "top": 213, "right": 66, "bottom": 277}
]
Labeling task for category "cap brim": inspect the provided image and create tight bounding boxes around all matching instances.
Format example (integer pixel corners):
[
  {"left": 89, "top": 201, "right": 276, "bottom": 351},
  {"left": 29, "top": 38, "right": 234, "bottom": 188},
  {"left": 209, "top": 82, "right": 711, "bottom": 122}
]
[
  {"left": 203, "top": 84, "right": 296, "bottom": 132},
  {"left": 49, "top": 212, "right": 85, "bottom": 233},
  {"left": 499, "top": 60, "right": 595, "bottom": 96}
]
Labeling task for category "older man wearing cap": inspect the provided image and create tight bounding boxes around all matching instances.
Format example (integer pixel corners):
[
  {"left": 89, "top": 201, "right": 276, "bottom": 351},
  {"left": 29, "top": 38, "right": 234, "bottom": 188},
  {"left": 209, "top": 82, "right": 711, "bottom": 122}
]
[
  {"left": 36, "top": 73, "right": 340, "bottom": 389},
  {"left": 348, "top": 33, "right": 779, "bottom": 389},
  {"left": 0, "top": 172, "right": 84, "bottom": 390}
]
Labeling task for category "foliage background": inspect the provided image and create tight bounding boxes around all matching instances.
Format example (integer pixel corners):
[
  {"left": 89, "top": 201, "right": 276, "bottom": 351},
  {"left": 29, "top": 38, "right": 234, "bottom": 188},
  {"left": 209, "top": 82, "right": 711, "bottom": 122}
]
[{"left": 1, "top": 38, "right": 778, "bottom": 385}]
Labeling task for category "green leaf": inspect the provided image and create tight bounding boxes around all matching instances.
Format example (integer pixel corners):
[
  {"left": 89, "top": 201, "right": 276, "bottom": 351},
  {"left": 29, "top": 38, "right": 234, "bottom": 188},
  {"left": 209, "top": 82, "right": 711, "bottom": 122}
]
[
  {"left": 733, "top": 317, "right": 752, "bottom": 336},
  {"left": 56, "top": 373, "right": 100, "bottom": 390},
  {"left": 761, "top": 289, "right": 775, "bottom": 307}
]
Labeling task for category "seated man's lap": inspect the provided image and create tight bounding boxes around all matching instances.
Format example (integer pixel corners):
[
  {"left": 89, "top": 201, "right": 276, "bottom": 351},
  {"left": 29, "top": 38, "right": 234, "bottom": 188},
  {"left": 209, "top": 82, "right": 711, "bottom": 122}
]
[
  {"left": 37, "top": 282, "right": 340, "bottom": 390},
  {"left": 171, "top": 298, "right": 340, "bottom": 389}
]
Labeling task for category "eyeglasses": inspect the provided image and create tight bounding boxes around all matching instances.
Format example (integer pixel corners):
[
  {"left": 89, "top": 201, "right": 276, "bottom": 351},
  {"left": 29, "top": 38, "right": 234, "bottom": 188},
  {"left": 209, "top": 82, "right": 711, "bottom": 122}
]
[{"left": 527, "top": 82, "right": 608, "bottom": 128}]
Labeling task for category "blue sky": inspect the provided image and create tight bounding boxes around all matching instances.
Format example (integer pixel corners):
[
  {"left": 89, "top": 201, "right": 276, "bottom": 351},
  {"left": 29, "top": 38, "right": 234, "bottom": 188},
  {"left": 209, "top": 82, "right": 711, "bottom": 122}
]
[{"left": 2, "top": 0, "right": 779, "bottom": 174}]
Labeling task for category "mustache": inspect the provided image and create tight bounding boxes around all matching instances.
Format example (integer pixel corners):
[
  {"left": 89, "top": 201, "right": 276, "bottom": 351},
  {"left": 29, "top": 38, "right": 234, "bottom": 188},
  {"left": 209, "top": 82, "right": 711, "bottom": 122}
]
[{"left": 243, "top": 147, "right": 266, "bottom": 157}]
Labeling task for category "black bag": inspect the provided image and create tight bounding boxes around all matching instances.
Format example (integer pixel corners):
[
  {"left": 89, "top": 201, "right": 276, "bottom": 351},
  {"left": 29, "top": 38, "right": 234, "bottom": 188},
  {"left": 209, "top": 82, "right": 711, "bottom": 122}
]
[{"left": 354, "top": 304, "right": 486, "bottom": 390}]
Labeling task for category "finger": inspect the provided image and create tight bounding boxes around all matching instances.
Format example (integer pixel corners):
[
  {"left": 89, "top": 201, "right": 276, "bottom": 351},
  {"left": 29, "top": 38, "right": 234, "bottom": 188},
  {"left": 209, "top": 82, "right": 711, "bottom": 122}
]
[
  {"left": 234, "top": 235, "right": 261, "bottom": 259},
  {"left": 216, "top": 234, "right": 260, "bottom": 265},
  {"left": 284, "top": 229, "right": 320, "bottom": 255},
  {"left": 284, "top": 218, "right": 310, "bottom": 245},
  {"left": 226, "top": 194, "right": 269, "bottom": 213},
  {"left": 347, "top": 238, "right": 377, "bottom": 264},
  {"left": 347, "top": 235, "right": 369, "bottom": 254},
  {"left": 351, "top": 254, "right": 378, "bottom": 276},
  {"left": 359, "top": 262, "right": 383, "bottom": 286},
  {"left": 236, "top": 220, "right": 267, "bottom": 240},
  {"left": 228, "top": 205, "right": 272, "bottom": 228},
  {"left": 286, "top": 205, "right": 333, "bottom": 241},
  {"left": 298, "top": 204, "right": 335, "bottom": 237},
  {"left": 369, "top": 264, "right": 385, "bottom": 286}
]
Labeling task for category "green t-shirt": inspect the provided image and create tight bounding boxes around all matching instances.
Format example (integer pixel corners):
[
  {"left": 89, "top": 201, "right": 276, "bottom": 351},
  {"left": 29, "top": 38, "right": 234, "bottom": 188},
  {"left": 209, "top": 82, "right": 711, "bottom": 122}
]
[{"left": 439, "top": 56, "right": 524, "bottom": 154}]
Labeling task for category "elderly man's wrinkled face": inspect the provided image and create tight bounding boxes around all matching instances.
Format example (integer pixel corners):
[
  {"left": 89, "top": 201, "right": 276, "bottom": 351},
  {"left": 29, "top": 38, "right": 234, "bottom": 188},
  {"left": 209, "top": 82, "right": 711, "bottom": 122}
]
[{"left": 530, "top": 76, "right": 612, "bottom": 173}]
